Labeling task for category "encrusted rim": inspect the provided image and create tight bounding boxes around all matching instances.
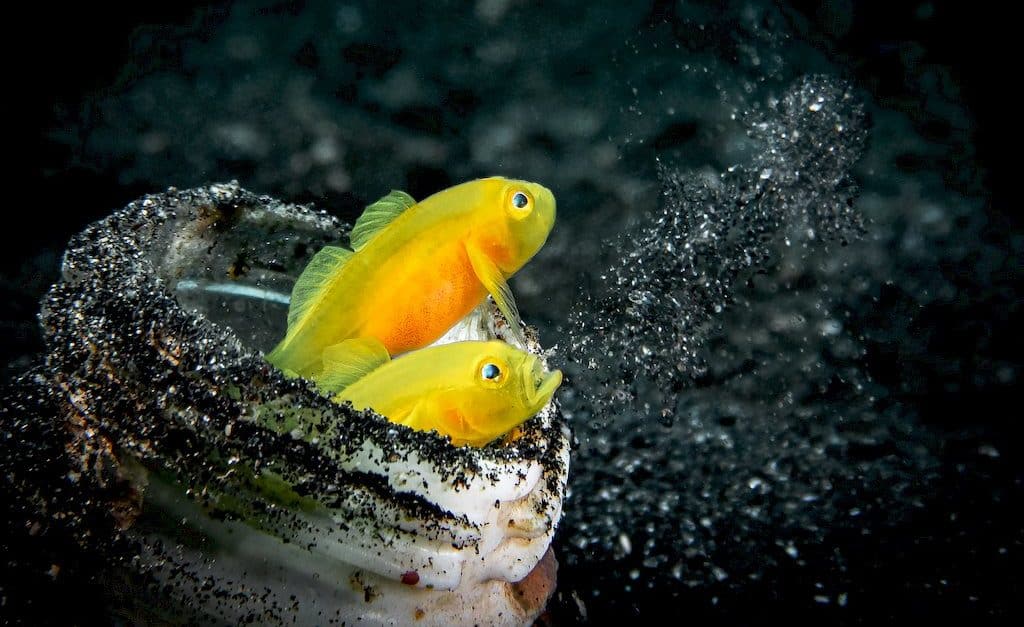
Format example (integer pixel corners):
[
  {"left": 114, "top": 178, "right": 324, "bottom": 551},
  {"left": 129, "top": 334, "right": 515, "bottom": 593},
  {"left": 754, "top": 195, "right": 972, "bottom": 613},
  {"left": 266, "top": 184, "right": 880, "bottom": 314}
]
[{"left": 36, "top": 182, "right": 570, "bottom": 624}]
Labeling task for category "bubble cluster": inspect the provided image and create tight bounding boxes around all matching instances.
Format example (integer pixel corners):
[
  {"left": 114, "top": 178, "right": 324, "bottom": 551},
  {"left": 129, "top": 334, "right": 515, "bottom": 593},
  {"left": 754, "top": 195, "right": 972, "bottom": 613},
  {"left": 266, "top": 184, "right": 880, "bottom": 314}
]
[
  {"left": 566, "top": 76, "right": 865, "bottom": 420},
  {"left": 547, "top": 76, "right": 973, "bottom": 621}
]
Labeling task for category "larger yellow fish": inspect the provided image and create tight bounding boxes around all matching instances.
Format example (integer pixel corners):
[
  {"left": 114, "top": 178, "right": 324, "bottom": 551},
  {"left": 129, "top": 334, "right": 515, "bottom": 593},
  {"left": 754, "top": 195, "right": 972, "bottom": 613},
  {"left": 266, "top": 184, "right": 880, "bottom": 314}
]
[
  {"left": 266, "top": 177, "right": 556, "bottom": 380},
  {"left": 318, "top": 338, "right": 562, "bottom": 447}
]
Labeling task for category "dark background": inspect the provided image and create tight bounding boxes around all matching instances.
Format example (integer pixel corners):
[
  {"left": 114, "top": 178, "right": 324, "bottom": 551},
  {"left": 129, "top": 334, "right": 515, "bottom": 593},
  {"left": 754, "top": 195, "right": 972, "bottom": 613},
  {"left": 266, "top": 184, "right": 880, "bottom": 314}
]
[
  {"left": 5, "top": 1, "right": 1020, "bottom": 624},
  {"left": 6, "top": 1, "right": 1015, "bottom": 362}
]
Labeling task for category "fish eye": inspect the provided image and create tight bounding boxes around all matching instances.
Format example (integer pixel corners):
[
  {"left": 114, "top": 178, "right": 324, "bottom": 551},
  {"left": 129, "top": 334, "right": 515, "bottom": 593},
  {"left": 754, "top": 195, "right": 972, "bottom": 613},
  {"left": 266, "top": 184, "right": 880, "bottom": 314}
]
[
  {"left": 511, "top": 191, "right": 530, "bottom": 209},
  {"left": 481, "top": 363, "right": 502, "bottom": 381}
]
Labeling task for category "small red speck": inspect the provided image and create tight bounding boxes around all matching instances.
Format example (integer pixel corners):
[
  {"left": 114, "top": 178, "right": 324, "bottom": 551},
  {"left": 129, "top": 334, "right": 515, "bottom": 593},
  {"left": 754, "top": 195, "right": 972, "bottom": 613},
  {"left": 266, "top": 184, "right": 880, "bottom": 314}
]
[{"left": 401, "top": 571, "right": 420, "bottom": 585}]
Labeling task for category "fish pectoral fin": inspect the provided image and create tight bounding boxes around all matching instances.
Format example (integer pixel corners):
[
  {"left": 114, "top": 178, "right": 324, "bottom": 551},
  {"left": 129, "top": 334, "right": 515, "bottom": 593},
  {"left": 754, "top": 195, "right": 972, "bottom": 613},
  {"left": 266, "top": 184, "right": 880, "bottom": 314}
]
[
  {"left": 350, "top": 190, "right": 416, "bottom": 250},
  {"left": 400, "top": 400, "right": 471, "bottom": 444},
  {"left": 286, "top": 245, "right": 353, "bottom": 330},
  {"left": 397, "top": 398, "right": 441, "bottom": 434},
  {"left": 440, "top": 407, "right": 468, "bottom": 436},
  {"left": 316, "top": 337, "right": 390, "bottom": 393},
  {"left": 465, "top": 243, "right": 526, "bottom": 345}
]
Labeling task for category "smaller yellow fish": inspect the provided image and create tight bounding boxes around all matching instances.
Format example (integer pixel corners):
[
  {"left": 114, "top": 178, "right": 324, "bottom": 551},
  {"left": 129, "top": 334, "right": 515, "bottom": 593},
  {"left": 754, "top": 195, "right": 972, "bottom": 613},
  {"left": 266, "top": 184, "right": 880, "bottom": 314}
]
[{"left": 318, "top": 338, "right": 562, "bottom": 447}]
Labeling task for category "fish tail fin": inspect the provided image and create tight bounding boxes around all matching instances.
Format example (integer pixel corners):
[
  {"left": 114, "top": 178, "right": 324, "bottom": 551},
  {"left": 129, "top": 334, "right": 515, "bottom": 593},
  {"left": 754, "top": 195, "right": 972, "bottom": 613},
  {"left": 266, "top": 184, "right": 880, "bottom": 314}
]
[
  {"left": 266, "top": 244, "right": 356, "bottom": 377},
  {"left": 316, "top": 337, "right": 391, "bottom": 393},
  {"left": 266, "top": 338, "right": 321, "bottom": 379},
  {"left": 265, "top": 341, "right": 287, "bottom": 367}
]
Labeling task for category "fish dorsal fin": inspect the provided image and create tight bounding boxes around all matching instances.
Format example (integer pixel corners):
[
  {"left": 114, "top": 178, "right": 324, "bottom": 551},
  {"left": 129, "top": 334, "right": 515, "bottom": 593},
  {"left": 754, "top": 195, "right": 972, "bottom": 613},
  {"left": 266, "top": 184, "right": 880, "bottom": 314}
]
[
  {"left": 350, "top": 190, "right": 416, "bottom": 251},
  {"left": 317, "top": 337, "right": 390, "bottom": 393},
  {"left": 287, "top": 246, "right": 354, "bottom": 329}
]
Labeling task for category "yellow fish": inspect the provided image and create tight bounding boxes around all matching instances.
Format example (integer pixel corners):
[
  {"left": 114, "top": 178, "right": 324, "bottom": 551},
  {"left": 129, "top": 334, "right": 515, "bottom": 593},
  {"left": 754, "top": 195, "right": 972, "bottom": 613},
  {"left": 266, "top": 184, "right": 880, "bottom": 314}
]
[
  {"left": 319, "top": 338, "right": 562, "bottom": 447},
  {"left": 266, "top": 177, "right": 556, "bottom": 380}
]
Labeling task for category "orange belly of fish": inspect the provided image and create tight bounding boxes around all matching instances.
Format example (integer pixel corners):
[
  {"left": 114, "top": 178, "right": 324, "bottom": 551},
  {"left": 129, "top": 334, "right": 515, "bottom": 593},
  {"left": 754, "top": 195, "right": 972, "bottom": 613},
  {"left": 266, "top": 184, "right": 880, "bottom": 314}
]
[{"left": 363, "top": 266, "right": 486, "bottom": 356}]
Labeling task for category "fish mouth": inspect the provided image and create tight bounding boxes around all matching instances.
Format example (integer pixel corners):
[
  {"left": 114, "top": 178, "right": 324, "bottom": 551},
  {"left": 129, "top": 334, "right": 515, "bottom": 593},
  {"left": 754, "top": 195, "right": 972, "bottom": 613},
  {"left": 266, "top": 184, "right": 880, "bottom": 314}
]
[
  {"left": 525, "top": 354, "right": 563, "bottom": 412},
  {"left": 534, "top": 184, "right": 555, "bottom": 212},
  {"left": 532, "top": 184, "right": 556, "bottom": 230}
]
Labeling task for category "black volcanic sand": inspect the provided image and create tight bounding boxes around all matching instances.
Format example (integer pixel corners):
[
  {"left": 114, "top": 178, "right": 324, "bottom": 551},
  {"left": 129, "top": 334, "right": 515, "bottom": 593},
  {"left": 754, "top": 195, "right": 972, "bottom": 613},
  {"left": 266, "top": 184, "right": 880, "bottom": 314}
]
[{"left": 5, "top": 1, "right": 1021, "bottom": 624}]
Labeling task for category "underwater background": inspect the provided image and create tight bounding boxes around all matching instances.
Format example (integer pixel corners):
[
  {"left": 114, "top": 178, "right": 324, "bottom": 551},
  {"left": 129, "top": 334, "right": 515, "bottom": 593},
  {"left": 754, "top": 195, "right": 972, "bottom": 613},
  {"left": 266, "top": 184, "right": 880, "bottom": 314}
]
[{"left": 4, "top": 0, "right": 1020, "bottom": 624}]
